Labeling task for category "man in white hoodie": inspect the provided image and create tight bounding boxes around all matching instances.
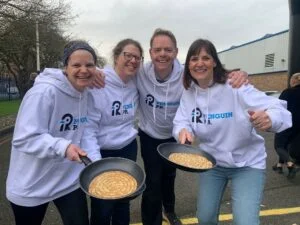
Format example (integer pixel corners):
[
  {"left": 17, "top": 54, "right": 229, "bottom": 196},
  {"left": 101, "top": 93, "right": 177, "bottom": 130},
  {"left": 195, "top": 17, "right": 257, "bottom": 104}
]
[{"left": 6, "top": 40, "right": 97, "bottom": 225}]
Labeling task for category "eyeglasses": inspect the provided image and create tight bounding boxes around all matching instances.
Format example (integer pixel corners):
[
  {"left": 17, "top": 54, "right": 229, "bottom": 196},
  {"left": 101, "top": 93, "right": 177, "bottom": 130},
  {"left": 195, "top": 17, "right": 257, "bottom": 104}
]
[{"left": 123, "top": 52, "right": 144, "bottom": 62}]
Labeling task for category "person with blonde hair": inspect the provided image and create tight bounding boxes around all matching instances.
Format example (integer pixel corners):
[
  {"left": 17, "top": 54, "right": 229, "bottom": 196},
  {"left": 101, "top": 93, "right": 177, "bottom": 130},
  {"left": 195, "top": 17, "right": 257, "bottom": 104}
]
[
  {"left": 273, "top": 72, "right": 300, "bottom": 178},
  {"left": 290, "top": 72, "right": 300, "bottom": 87}
]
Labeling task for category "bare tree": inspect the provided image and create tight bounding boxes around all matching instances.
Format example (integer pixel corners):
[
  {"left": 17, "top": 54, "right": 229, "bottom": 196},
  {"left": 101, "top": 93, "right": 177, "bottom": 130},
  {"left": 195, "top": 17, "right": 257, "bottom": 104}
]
[{"left": 0, "top": 0, "right": 73, "bottom": 97}]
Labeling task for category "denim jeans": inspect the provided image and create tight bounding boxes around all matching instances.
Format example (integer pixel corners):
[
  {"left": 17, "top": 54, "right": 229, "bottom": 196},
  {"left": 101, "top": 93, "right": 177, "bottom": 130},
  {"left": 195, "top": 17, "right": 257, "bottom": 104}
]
[{"left": 197, "top": 166, "right": 266, "bottom": 225}]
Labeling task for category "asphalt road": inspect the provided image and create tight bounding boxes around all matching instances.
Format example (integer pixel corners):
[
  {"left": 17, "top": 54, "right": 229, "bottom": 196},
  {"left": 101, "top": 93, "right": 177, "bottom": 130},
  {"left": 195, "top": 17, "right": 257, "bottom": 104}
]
[{"left": 0, "top": 132, "right": 299, "bottom": 225}]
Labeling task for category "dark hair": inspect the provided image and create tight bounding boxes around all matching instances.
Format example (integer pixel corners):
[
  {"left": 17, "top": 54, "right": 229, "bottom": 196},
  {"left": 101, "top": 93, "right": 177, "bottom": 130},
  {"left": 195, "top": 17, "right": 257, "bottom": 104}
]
[
  {"left": 183, "top": 39, "right": 228, "bottom": 89},
  {"left": 63, "top": 40, "right": 97, "bottom": 66},
  {"left": 150, "top": 28, "right": 177, "bottom": 48},
  {"left": 112, "top": 39, "right": 143, "bottom": 65}
]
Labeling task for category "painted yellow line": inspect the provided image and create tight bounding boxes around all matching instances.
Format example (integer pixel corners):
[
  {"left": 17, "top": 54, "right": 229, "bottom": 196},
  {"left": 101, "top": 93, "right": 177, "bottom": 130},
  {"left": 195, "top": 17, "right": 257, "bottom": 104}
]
[{"left": 131, "top": 206, "right": 300, "bottom": 225}]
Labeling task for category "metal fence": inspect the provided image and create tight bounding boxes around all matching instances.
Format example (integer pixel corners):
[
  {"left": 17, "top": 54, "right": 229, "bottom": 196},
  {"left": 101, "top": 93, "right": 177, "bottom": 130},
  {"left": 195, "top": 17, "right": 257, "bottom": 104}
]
[{"left": 0, "top": 77, "right": 20, "bottom": 101}]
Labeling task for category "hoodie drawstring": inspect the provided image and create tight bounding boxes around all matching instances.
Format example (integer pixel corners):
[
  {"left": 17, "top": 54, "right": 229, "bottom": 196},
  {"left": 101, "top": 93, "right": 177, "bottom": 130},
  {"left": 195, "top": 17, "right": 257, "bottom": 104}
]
[
  {"left": 193, "top": 88, "right": 197, "bottom": 129},
  {"left": 153, "top": 84, "right": 156, "bottom": 123},
  {"left": 122, "top": 84, "right": 124, "bottom": 120},
  {"left": 78, "top": 93, "right": 82, "bottom": 145},
  {"left": 206, "top": 88, "right": 210, "bottom": 125},
  {"left": 164, "top": 83, "right": 170, "bottom": 120}
]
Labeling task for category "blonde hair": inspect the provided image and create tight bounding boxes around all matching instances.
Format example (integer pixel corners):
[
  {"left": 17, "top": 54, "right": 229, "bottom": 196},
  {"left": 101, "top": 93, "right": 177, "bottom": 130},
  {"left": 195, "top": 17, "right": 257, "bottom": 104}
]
[{"left": 290, "top": 72, "right": 300, "bottom": 87}]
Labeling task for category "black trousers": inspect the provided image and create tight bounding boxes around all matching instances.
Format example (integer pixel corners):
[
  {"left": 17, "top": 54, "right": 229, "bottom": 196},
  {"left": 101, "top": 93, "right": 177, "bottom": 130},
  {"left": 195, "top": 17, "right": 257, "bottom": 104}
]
[
  {"left": 10, "top": 188, "right": 89, "bottom": 225},
  {"left": 275, "top": 130, "right": 300, "bottom": 164},
  {"left": 90, "top": 139, "right": 138, "bottom": 225},
  {"left": 139, "top": 129, "right": 177, "bottom": 225},
  {"left": 288, "top": 133, "right": 300, "bottom": 164}
]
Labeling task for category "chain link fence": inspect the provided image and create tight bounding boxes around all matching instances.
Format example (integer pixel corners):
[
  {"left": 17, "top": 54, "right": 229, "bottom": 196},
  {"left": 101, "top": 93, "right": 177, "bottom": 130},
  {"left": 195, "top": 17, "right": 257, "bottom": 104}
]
[{"left": 0, "top": 77, "right": 20, "bottom": 101}]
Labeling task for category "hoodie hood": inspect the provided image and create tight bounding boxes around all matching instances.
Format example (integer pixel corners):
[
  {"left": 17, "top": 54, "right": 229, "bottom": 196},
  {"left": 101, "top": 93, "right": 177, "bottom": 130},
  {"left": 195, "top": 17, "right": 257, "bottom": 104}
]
[
  {"left": 103, "top": 65, "right": 137, "bottom": 88},
  {"left": 143, "top": 58, "right": 182, "bottom": 86},
  {"left": 34, "top": 68, "right": 83, "bottom": 98}
]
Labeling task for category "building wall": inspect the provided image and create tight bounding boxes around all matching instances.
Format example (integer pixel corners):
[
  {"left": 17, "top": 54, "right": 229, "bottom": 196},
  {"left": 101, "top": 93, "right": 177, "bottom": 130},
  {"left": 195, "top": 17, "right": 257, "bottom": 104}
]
[
  {"left": 219, "top": 30, "right": 289, "bottom": 75},
  {"left": 249, "top": 71, "right": 288, "bottom": 92}
]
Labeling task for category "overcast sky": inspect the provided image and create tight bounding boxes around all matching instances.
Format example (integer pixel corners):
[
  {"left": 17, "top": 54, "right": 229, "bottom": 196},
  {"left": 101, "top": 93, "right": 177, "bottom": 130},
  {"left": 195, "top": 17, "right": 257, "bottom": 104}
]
[{"left": 65, "top": 0, "right": 289, "bottom": 63}]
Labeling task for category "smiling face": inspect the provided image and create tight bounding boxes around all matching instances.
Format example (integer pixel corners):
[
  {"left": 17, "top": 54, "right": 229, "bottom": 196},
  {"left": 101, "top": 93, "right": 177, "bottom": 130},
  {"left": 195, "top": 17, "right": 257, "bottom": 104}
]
[
  {"left": 188, "top": 48, "right": 216, "bottom": 88},
  {"left": 65, "top": 49, "right": 96, "bottom": 92},
  {"left": 114, "top": 44, "right": 142, "bottom": 81},
  {"left": 149, "top": 35, "right": 178, "bottom": 79}
]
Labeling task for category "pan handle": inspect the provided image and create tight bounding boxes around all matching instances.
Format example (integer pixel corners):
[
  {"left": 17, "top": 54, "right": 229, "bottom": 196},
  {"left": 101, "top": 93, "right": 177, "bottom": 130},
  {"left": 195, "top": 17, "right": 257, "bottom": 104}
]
[{"left": 80, "top": 155, "right": 93, "bottom": 166}]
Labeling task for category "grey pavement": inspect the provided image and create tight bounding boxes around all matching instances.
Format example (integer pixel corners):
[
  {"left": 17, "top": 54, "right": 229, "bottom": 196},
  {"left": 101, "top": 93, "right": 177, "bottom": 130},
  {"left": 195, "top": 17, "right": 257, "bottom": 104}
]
[{"left": 1, "top": 128, "right": 300, "bottom": 225}]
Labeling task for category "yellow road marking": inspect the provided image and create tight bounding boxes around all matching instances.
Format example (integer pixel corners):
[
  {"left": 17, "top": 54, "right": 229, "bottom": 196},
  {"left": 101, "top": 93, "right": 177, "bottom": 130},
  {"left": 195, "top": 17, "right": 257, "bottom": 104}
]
[{"left": 131, "top": 206, "right": 300, "bottom": 225}]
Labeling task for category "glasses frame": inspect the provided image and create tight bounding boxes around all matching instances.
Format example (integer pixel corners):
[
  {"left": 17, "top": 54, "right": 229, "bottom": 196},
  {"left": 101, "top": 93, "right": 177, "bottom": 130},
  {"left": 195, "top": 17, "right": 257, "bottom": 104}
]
[{"left": 123, "top": 52, "right": 144, "bottom": 63}]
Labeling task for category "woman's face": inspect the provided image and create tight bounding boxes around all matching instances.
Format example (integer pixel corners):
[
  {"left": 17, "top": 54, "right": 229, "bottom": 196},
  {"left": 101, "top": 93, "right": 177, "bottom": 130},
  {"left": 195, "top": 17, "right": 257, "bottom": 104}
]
[
  {"left": 114, "top": 44, "right": 142, "bottom": 78},
  {"left": 188, "top": 48, "right": 216, "bottom": 88},
  {"left": 65, "top": 49, "right": 96, "bottom": 92}
]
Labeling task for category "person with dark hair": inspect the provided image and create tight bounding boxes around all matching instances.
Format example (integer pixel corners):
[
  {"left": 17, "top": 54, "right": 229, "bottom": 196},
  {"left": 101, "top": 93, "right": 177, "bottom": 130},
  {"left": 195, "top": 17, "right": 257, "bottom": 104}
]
[
  {"left": 6, "top": 40, "right": 98, "bottom": 225},
  {"left": 273, "top": 72, "right": 300, "bottom": 178},
  {"left": 81, "top": 38, "right": 143, "bottom": 225},
  {"left": 172, "top": 38, "right": 292, "bottom": 225}
]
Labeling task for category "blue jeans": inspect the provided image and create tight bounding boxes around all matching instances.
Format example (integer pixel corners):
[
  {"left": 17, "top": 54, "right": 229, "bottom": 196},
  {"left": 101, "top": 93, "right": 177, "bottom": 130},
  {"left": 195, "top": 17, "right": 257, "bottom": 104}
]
[{"left": 197, "top": 166, "right": 266, "bottom": 225}]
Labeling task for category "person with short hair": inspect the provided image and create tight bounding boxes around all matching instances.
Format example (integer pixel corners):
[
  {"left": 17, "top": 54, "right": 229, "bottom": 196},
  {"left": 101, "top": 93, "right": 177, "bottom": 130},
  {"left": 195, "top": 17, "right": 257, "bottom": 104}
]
[
  {"left": 6, "top": 40, "right": 98, "bottom": 225},
  {"left": 173, "top": 38, "right": 292, "bottom": 225}
]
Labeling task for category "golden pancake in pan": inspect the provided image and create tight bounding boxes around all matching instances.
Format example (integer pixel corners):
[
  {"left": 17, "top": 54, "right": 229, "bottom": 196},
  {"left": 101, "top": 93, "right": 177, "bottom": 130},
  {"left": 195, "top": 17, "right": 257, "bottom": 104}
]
[
  {"left": 169, "top": 152, "right": 213, "bottom": 169},
  {"left": 88, "top": 171, "right": 137, "bottom": 199}
]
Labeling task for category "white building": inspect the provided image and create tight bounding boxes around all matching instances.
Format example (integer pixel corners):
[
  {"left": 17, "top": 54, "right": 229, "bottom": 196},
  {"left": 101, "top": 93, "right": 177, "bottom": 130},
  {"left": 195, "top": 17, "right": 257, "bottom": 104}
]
[{"left": 218, "top": 30, "right": 289, "bottom": 75}]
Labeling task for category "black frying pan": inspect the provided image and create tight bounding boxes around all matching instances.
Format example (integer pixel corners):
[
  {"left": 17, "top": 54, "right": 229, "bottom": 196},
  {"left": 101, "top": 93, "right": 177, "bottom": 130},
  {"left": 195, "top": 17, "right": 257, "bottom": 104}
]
[
  {"left": 157, "top": 142, "right": 216, "bottom": 172},
  {"left": 79, "top": 156, "right": 145, "bottom": 201}
]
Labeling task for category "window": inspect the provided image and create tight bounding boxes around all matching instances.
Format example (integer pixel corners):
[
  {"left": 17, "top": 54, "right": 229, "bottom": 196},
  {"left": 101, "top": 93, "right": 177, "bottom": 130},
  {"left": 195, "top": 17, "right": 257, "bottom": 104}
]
[{"left": 265, "top": 53, "right": 275, "bottom": 67}]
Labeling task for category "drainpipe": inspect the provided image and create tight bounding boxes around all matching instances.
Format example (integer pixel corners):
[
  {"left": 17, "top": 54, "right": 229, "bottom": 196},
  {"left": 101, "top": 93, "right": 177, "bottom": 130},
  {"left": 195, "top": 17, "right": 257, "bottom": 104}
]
[{"left": 288, "top": 0, "right": 300, "bottom": 86}]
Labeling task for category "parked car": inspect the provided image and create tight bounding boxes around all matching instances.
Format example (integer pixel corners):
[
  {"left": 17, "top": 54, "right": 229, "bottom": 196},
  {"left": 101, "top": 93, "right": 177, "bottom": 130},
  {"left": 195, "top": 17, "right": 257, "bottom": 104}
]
[{"left": 265, "top": 90, "right": 280, "bottom": 98}]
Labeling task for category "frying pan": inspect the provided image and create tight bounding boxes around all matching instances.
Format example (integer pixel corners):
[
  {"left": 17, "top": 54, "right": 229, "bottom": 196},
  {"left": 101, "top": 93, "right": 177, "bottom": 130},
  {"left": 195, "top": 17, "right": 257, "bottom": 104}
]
[
  {"left": 157, "top": 142, "right": 216, "bottom": 172},
  {"left": 79, "top": 156, "right": 145, "bottom": 201}
]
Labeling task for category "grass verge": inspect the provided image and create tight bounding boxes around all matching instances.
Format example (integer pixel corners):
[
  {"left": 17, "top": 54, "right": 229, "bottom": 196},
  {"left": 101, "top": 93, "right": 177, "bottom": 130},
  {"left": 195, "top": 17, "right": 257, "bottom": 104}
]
[{"left": 0, "top": 100, "right": 21, "bottom": 117}]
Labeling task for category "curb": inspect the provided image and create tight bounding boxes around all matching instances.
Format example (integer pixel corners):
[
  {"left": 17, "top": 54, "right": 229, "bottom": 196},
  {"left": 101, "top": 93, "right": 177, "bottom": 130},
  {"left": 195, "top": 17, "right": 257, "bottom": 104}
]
[{"left": 0, "top": 126, "right": 14, "bottom": 137}]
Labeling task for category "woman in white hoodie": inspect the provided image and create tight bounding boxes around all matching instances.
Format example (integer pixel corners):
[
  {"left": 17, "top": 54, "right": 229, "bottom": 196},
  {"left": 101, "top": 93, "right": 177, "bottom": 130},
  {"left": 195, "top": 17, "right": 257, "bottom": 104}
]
[
  {"left": 172, "top": 39, "right": 292, "bottom": 225},
  {"left": 6, "top": 40, "right": 98, "bottom": 225},
  {"left": 81, "top": 38, "right": 143, "bottom": 225}
]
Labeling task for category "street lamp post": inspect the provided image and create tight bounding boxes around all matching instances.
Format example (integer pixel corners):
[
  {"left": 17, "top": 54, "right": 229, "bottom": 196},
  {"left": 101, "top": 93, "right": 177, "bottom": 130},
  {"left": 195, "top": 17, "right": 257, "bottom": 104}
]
[
  {"left": 36, "top": 20, "right": 40, "bottom": 72},
  {"left": 288, "top": 0, "right": 300, "bottom": 86}
]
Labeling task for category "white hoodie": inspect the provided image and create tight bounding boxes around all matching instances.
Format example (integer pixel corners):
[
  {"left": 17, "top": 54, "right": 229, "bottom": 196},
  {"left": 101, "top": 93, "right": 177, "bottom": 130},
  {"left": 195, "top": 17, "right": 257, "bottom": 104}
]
[
  {"left": 81, "top": 66, "right": 139, "bottom": 160},
  {"left": 6, "top": 68, "right": 89, "bottom": 206},
  {"left": 173, "top": 82, "right": 292, "bottom": 169},
  {"left": 137, "top": 59, "right": 184, "bottom": 139}
]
